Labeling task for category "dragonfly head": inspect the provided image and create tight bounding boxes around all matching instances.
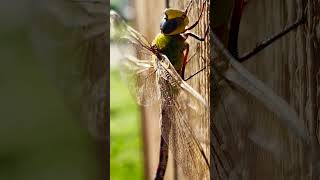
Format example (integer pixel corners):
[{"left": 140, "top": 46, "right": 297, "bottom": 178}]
[{"left": 160, "top": 8, "right": 189, "bottom": 35}]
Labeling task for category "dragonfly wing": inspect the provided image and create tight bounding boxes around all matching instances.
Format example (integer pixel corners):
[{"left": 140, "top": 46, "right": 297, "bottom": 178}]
[
  {"left": 159, "top": 55, "right": 208, "bottom": 108},
  {"left": 119, "top": 55, "right": 160, "bottom": 106},
  {"left": 223, "top": 67, "right": 310, "bottom": 143},
  {"left": 208, "top": 33, "right": 309, "bottom": 177},
  {"left": 210, "top": 32, "right": 310, "bottom": 145},
  {"left": 157, "top": 58, "right": 210, "bottom": 179},
  {"left": 112, "top": 9, "right": 209, "bottom": 177},
  {"left": 110, "top": 10, "right": 151, "bottom": 51},
  {"left": 111, "top": 11, "right": 161, "bottom": 106},
  {"left": 75, "top": 0, "right": 108, "bottom": 15},
  {"left": 42, "top": 0, "right": 108, "bottom": 140},
  {"left": 159, "top": 79, "right": 210, "bottom": 179},
  {"left": 211, "top": 80, "right": 291, "bottom": 178}
]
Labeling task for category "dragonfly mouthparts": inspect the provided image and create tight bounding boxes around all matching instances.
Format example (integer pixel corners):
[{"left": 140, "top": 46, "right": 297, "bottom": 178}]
[{"left": 150, "top": 45, "right": 162, "bottom": 58}]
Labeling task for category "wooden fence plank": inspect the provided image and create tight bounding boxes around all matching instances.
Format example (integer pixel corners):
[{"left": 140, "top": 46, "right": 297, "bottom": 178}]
[
  {"left": 133, "top": 1, "right": 175, "bottom": 180},
  {"left": 167, "top": 0, "right": 211, "bottom": 179},
  {"left": 218, "top": 0, "right": 320, "bottom": 179},
  {"left": 133, "top": 0, "right": 320, "bottom": 179}
]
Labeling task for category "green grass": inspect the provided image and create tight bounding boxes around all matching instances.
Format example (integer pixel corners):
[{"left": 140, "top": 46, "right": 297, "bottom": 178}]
[{"left": 110, "top": 69, "right": 144, "bottom": 180}]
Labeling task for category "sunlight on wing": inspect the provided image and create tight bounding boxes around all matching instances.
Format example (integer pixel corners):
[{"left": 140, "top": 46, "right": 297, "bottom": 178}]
[
  {"left": 111, "top": 10, "right": 161, "bottom": 106},
  {"left": 43, "top": 0, "right": 108, "bottom": 141},
  {"left": 210, "top": 32, "right": 309, "bottom": 145},
  {"left": 111, "top": 10, "right": 210, "bottom": 179},
  {"left": 159, "top": 55, "right": 208, "bottom": 108},
  {"left": 119, "top": 55, "right": 160, "bottom": 106},
  {"left": 158, "top": 74, "right": 210, "bottom": 180}
]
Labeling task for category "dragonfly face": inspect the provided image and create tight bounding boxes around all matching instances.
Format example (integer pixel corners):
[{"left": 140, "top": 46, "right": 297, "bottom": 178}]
[
  {"left": 154, "top": 0, "right": 209, "bottom": 79},
  {"left": 160, "top": 8, "right": 189, "bottom": 35}
]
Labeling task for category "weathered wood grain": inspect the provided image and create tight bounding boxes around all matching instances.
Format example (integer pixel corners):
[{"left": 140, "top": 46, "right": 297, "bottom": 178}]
[
  {"left": 228, "top": 0, "right": 320, "bottom": 179},
  {"left": 135, "top": 0, "right": 320, "bottom": 179},
  {"left": 168, "top": 0, "right": 211, "bottom": 179},
  {"left": 133, "top": 1, "right": 175, "bottom": 180}
]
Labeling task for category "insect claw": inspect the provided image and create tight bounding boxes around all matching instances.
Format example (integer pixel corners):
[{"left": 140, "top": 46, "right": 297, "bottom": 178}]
[
  {"left": 184, "top": 0, "right": 207, "bottom": 31},
  {"left": 184, "top": 0, "right": 193, "bottom": 14}
]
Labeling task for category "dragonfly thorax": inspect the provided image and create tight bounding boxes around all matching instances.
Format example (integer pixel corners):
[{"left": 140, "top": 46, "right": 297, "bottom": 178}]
[{"left": 152, "top": 33, "right": 187, "bottom": 74}]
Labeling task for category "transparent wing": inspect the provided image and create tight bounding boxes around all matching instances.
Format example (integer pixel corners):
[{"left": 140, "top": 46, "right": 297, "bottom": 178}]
[
  {"left": 112, "top": 9, "right": 210, "bottom": 178},
  {"left": 111, "top": 11, "right": 161, "bottom": 106},
  {"left": 40, "top": 0, "right": 108, "bottom": 140},
  {"left": 210, "top": 32, "right": 309, "bottom": 144},
  {"left": 158, "top": 55, "right": 208, "bottom": 108},
  {"left": 119, "top": 55, "right": 160, "bottom": 106},
  {"left": 157, "top": 56, "right": 210, "bottom": 179},
  {"left": 110, "top": 10, "right": 152, "bottom": 56},
  {"left": 209, "top": 32, "right": 309, "bottom": 178}
]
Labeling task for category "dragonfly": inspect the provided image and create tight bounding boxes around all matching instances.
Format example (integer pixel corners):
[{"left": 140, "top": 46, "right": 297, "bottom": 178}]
[
  {"left": 60, "top": 0, "right": 311, "bottom": 178},
  {"left": 158, "top": 0, "right": 311, "bottom": 179},
  {"left": 110, "top": 0, "right": 315, "bottom": 179},
  {"left": 111, "top": 1, "right": 211, "bottom": 179}
]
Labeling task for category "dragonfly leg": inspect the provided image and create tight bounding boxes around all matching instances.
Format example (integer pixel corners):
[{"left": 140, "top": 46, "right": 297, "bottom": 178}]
[
  {"left": 182, "top": 44, "right": 207, "bottom": 81},
  {"left": 184, "top": 56, "right": 207, "bottom": 81},
  {"left": 238, "top": 15, "right": 307, "bottom": 62},
  {"left": 183, "top": 43, "right": 203, "bottom": 64},
  {"left": 184, "top": 25, "right": 210, "bottom": 41},
  {"left": 184, "top": 0, "right": 207, "bottom": 31},
  {"left": 184, "top": 0, "right": 193, "bottom": 15},
  {"left": 181, "top": 43, "right": 189, "bottom": 79}
]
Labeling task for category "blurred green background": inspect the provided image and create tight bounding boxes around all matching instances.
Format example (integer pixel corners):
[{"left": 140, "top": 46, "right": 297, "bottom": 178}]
[
  {"left": 111, "top": 0, "right": 144, "bottom": 179},
  {"left": 110, "top": 70, "right": 144, "bottom": 180}
]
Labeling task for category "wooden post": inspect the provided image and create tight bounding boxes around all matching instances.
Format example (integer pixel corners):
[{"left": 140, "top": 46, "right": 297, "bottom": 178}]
[
  {"left": 133, "top": 1, "right": 176, "bottom": 180},
  {"left": 215, "top": 0, "right": 320, "bottom": 179},
  {"left": 135, "top": 0, "right": 320, "bottom": 179},
  {"left": 134, "top": 0, "right": 211, "bottom": 179},
  {"left": 167, "top": 0, "right": 211, "bottom": 179}
]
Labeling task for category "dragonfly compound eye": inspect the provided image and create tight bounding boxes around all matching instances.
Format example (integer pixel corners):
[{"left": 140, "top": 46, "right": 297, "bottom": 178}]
[
  {"left": 160, "top": 19, "right": 178, "bottom": 34},
  {"left": 161, "top": 8, "right": 189, "bottom": 35}
]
